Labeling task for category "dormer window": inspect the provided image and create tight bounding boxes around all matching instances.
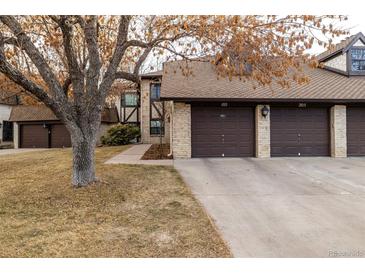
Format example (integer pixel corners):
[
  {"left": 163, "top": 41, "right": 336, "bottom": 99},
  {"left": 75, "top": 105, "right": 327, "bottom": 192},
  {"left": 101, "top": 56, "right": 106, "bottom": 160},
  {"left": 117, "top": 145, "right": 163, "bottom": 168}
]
[{"left": 351, "top": 49, "right": 365, "bottom": 71}]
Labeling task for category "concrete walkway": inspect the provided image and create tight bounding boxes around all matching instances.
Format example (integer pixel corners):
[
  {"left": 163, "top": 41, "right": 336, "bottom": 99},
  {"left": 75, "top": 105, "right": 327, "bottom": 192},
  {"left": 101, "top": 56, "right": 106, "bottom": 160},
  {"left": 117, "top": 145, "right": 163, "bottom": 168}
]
[
  {"left": 105, "top": 144, "right": 173, "bottom": 166},
  {"left": 0, "top": 148, "right": 47, "bottom": 156}
]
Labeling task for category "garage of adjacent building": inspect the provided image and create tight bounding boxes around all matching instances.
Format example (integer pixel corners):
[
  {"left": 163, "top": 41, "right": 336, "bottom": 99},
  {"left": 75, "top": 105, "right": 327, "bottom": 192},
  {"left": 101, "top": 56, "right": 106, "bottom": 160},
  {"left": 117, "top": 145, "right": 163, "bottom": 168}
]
[
  {"left": 19, "top": 123, "right": 71, "bottom": 148},
  {"left": 10, "top": 105, "right": 119, "bottom": 149}
]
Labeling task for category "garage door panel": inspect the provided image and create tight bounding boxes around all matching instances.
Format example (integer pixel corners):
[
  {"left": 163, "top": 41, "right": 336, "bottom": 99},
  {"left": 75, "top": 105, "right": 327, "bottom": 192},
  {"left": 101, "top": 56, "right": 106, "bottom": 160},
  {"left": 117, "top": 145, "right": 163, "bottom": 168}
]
[
  {"left": 271, "top": 107, "right": 329, "bottom": 157},
  {"left": 20, "top": 124, "right": 49, "bottom": 148},
  {"left": 51, "top": 124, "right": 71, "bottom": 148},
  {"left": 192, "top": 105, "right": 254, "bottom": 157},
  {"left": 347, "top": 107, "right": 365, "bottom": 156}
]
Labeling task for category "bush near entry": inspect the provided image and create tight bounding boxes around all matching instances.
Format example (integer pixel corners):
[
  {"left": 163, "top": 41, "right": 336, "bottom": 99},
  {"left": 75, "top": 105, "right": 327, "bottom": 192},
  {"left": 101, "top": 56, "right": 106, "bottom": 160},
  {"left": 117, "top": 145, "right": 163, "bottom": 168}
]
[{"left": 101, "top": 124, "right": 140, "bottom": 146}]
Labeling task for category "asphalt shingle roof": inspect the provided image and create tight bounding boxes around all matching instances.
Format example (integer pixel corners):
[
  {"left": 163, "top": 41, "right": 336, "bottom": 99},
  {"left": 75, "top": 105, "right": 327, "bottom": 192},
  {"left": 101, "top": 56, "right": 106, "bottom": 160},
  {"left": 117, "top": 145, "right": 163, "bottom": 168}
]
[
  {"left": 9, "top": 105, "right": 119, "bottom": 123},
  {"left": 160, "top": 60, "right": 365, "bottom": 101}
]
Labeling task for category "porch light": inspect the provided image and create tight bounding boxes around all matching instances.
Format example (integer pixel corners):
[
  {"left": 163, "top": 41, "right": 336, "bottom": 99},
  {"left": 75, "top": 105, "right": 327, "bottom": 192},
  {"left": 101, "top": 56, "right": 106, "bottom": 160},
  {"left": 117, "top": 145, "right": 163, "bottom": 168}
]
[
  {"left": 261, "top": 105, "right": 269, "bottom": 118},
  {"left": 43, "top": 123, "right": 47, "bottom": 129},
  {"left": 0, "top": 122, "right": 2, "bottom": 128}
]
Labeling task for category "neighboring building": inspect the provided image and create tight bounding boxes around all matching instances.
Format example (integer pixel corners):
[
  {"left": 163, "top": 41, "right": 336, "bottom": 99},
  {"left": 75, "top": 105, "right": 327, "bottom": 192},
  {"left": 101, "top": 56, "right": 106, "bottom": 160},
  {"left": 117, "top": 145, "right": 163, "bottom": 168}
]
[
  {"left": 157, "top": 32, "right": 365, "bottom": 158},
  {"left": 0, "top": 91, "right": 19, "bottom": 146},
  {"left": 9, "top": 105, "right": 119, "bottom": 148}
]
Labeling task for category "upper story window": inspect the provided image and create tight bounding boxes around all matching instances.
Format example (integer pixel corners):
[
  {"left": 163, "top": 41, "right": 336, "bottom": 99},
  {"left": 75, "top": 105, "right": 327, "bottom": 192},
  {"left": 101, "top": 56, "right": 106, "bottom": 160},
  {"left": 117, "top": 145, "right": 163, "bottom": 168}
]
[
  {"left": 351, "top": 49, "right": 365, "bottom": 71},
  {"left": 150, "top": 83, "right": 161, "bottom": 101},
  {"left": 122, "top": 93, "right": 138, "bottom": 107}
]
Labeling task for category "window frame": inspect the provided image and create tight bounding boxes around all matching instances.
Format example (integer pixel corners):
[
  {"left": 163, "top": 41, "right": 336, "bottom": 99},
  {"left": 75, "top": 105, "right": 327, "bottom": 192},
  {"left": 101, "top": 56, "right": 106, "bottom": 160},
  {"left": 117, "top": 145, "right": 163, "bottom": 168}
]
[
  {"left": 122, "top": 92, "right": 139, "bottom": 107},
  {"left": 150, "top": 83, "right": 161, "bottom": 101},
  {"left": 150, "top": 119, "right": 164, "bottom": 136},
  {"left": 348, "top": 46, "right": 365, "bottom": 75}
]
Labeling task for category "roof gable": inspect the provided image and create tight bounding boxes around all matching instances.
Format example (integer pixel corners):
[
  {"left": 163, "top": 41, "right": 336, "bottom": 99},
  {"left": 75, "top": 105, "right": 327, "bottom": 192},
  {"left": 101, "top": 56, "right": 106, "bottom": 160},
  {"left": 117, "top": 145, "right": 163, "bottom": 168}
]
[
  {"left": 317, "top": 32, "right": 365, "bottom": 62},
  {"left": 342, "top": 32, "right": 365, "bottom": 52}
]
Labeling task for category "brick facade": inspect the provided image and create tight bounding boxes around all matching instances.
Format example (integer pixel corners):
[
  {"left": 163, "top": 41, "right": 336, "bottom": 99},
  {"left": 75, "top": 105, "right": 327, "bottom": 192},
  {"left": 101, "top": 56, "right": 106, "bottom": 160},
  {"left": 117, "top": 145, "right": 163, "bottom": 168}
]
[
  {"left": 140, "top": 79, "right": 170, "bottom": 144},
  {"left": 172, "top": 102, "right": 191, "bottom": 158},
  {"left": 331, "top": 105, "right": 347, "bottom": 157},
  {"left": 255, "top": 105, "right": 271, "bottom": 158}
]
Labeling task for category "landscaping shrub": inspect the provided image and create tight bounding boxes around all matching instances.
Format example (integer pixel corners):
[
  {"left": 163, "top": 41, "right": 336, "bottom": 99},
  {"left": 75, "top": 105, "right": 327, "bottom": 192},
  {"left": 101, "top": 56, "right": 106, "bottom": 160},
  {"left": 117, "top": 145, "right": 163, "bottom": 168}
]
[{"left": 101, "top": 124, "right": 140, "bottom": 146}]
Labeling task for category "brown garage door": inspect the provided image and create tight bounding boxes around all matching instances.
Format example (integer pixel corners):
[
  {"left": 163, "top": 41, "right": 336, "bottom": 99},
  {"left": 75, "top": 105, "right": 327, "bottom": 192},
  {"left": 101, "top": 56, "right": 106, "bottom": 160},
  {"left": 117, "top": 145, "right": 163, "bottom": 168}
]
[
  {"left": 20, "top": 124, "right": 49, "bottom": 148},
  {"left": 50, "top": 124, "right": 71, "bottom": 148},
  {"left": 191, "top": 105, "right": 254, "bottom": 157},
  {"left": 271, "top": 107, "right": 330, "bottom": 156},
  {"left": 347, "top": 107, "right": 365, "bottom": 156}
]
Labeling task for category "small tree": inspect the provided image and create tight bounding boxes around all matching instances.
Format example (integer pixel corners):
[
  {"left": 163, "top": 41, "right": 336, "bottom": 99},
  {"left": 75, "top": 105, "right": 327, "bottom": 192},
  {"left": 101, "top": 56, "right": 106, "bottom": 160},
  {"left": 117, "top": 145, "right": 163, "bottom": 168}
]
[{"left": 0, "top": 15, "right": 347, "bottom": 186}]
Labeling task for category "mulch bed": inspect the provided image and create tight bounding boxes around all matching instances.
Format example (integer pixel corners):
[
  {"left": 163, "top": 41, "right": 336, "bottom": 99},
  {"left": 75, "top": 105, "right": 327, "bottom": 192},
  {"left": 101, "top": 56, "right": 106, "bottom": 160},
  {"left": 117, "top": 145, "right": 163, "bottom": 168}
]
[{"left": 141, "top": 144, "right": 173, "bottom": 160}]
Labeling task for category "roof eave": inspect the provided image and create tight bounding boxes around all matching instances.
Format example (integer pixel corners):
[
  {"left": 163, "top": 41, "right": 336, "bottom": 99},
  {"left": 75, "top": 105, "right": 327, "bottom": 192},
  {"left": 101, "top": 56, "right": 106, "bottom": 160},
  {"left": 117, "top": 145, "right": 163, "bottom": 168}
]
[{"left": 160, "top": 97, "right": 365, "bottom": 104}]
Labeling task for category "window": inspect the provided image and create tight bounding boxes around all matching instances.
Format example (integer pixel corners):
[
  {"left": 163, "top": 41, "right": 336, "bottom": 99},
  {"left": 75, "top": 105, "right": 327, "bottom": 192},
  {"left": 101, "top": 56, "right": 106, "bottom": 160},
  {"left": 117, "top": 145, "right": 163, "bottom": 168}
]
[
  {"left": 150, "top": 83, "right": 161, "bottom": 100},
  {"left": 122, "top": 93, "right": 138, "bottom": 107},
  {"left": 150, "top": 120, "right": 164, "bottom": 135},
  {"left": 351, "top": 49, "right": 365, "bottom": 71}
]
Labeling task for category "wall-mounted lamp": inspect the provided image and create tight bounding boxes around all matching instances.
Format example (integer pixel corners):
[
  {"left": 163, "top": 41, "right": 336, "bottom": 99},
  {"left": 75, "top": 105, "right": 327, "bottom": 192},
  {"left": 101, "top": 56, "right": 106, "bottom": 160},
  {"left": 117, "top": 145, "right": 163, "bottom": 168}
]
[
  {"left": 43, "top": 123, "right": 47, "bottom": 129},
  {"left": 261, "top": 105, "right": 270, "bottom": 118},
  {"left": 0, "top": 122, "right": 2, "bottom": 129}
]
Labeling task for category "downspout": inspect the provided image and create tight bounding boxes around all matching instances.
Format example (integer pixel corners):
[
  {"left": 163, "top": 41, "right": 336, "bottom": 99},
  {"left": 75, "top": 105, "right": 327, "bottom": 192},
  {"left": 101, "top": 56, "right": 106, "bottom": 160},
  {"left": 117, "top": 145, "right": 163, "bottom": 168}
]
[{"left": 167, "top": 102, "right": 174, "bottom": 157}]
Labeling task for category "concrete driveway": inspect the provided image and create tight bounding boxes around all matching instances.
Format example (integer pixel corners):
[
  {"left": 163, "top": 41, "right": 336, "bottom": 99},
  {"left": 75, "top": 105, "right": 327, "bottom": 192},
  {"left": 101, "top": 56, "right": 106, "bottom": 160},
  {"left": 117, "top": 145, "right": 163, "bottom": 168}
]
[{"left": 174, "top": 157, "right": 365, "bottom": 257}]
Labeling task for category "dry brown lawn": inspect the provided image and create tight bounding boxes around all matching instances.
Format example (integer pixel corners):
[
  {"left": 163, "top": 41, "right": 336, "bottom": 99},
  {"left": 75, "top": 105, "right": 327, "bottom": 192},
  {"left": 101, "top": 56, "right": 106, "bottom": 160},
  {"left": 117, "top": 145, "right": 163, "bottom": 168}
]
[{"left": 0, "top": 146, "right": 231, "bottom": 258}]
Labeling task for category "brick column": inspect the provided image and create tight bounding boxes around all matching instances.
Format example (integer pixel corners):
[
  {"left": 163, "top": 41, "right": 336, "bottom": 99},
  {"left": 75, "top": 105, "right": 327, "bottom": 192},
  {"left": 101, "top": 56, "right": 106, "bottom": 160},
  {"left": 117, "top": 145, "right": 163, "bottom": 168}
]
[
  {"left": 140, "top": 80, "right": 150, "bottom": 143},
  {"left": 13, "top": 122, "right": 19, "bottom": 149},
  {"left": 172, "top": 102, "right": 191, "bottom": 158},
  {"left": 331, "top": 105, "right": 347, "bottom": 157},
  {"left": 255, "top": 105, "right": 270, "bottom": 158}
]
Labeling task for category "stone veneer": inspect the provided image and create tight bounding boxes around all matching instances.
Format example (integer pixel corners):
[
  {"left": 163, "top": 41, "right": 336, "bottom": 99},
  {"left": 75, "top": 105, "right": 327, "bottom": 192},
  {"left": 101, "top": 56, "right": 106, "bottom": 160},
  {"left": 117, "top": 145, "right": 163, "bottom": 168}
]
[
  {"left": 324, "top": 53, "right": 347, "bottom": 72},
  {"left": 255, "top": 105, "right": 271, "bottom": 157},
  {"left": 331, "top": 105, "right": 347, "bottom": 157},
  {"left": 172, "top": 102, "right": 191, "bottom": 158},
  {"left": 13, "top": 122, "right": 19, "bottom": 149}
]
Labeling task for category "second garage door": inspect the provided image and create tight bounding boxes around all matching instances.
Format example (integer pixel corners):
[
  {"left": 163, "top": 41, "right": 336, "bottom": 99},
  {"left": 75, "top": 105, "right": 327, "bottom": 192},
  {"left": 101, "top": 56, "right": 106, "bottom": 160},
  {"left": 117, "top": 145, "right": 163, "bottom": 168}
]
[
  {"left": 191, "top": 105, "right": 254, "bottom": 157},
  {"left": 347, "top": 107, "right": 365, "bottom": 156},
  {"left": 50, "top": 124, "right": 72, "bottom": 148},
  {"left": 270, "top": 106, "right": 330, "bottom": 157}
]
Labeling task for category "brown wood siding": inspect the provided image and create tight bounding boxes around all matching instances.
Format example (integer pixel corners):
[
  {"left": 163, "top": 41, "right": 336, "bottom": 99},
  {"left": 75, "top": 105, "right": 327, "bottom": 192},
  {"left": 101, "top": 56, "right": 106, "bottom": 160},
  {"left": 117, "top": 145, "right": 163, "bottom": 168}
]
[
  {"left": 20, "top": 124, "right": 49, "bottom": 148},
  {"left": 191, "top": 106, "right": 254, "bottom": 157},
  {"left": 270, "top": 107, "right": 330, "bottom": 156},
  {"left": 50, "top": 124, "right": 71, "bottom": 148},
  {"left": 347, "top": 107, "right": 365, "bottom": 156}
]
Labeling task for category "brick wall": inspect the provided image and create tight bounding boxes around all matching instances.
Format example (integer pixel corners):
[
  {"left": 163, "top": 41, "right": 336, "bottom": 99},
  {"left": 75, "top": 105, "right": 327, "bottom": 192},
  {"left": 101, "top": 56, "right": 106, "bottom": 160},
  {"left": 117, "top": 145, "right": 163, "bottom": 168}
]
[
  {"left": 172, "top": 102, "right": 191, "bottom": 158},
  {"left": 255, "top": 105, "right": 271, "bottom": 157},
  {"left": 331, "top": 105, "right": 347, "bottom": 157},
  {"left": 140, "top": 79, "right": 170, "bottom": 144}
]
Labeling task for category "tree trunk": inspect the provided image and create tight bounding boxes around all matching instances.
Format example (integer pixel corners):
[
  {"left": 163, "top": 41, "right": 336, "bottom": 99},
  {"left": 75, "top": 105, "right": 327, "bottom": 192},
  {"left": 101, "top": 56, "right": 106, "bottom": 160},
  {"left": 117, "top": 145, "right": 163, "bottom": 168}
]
[{"left": 71, "top": 133, "right": 97, "bottom": 187}]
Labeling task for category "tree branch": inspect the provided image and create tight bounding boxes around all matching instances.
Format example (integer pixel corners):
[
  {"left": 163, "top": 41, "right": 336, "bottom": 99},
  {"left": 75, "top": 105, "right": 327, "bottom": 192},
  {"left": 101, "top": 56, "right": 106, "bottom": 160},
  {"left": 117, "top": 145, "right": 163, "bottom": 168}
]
[
  {"left": 0, "top": 48, "right": 69, "bottom": 121},
  {"left": 57, "top": 16, "right": 84, "bottom": 101},
  {"left": 98, "top": 16, "right": 131, "bottom": 97},
  {"left": 0, "top": 16, "right": 66, "bottom": 101},
  {"left": 114, "top": 71, "right": 138, "bottom": 82}
]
